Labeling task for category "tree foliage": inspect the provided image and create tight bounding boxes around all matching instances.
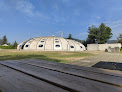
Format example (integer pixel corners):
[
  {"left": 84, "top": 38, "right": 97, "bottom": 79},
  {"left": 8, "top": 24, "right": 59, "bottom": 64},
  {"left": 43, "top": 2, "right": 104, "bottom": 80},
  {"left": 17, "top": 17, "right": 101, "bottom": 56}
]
[
  {"left": 2, "top": 35, "right": 7, "bottom": 44},
  {"left": 68, "top": 34, "right": 72, "bottom": 39},
  {"left": 66, "top": 34, "right": 87, "bottom": 46},
  {"left": 13, "top": 41, "right": 18, "bottom": 48},
  {"left": 0, "top": 39, "right": 2, "bottom": 45},
  {"left": 117, "top": 34, "right": 122, "bottom": 44},
  {"left": 87, "top": 23, "right": 113, "bottom": 44}
]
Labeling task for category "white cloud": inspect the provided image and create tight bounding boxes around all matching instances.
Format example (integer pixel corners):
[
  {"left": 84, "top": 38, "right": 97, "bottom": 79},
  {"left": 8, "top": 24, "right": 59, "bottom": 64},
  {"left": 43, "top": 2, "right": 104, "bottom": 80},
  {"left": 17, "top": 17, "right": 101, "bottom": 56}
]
[
  {"left": 96, "top": 16, "right": 101, "bottom": 20},
  {"left": 105, "top": 20, "right": 122, "bottom": 39},
  {"left": 75, "top": 32, "right": 88, "bottom": 37},
  {"left": 15, "top": 0, "right": 35, "bottom": 17},
  {"left": 0, "top": 0, "right": 36, "bottom": 17},
  {"left": 1, "top": 0, "right": 45, "bottom": 18}
]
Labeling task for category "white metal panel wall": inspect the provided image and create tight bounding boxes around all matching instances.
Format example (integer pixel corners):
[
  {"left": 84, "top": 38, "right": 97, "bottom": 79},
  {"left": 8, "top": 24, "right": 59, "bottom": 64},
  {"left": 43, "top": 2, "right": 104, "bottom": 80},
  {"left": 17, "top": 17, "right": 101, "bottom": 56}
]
[
  {"left": 71, "top": 40, "right": 81, "bottom": 51},
  {"left": 45, "top": 37, "right": 54, "bottom": 50},
  {"left": 37, "top": 37, "right": 48, "bottom": 50},
  {"left": 59, "top": 37, "right": 69, "bottom": 51},
  {"left": 30, "top": 37, "right": 41, "bottom": 50},
  {"left": 66, "top": 39, "right": 75, "bottom": 51},
  {"left": 24, "top": 39, "right": 35, "bottom": 50},
  {"left": 18, "top": 36, "right": 86, "bottom": 51},
  {"left": 54, "top": 37, "right": 62, "bottom": 51}
]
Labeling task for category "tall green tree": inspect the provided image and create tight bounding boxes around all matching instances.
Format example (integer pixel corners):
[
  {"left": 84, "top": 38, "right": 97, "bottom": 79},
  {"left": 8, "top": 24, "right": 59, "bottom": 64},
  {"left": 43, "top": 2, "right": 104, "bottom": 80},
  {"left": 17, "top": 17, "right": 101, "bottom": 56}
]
[
  {"left": 87, "top": 25, "right": 98, "bottom": 43},
  {"left": 0, "top": 39, "right": 3, "bottom": 45},
  {"left": 87, "top": 23, "right": 113, "bottom": 44},
  {"left": 117, "top": 34, "right": 122, "bottom": 44},
  {"left": 13, "top": 41, "right": 18, "bottom": 48},
  {"left": 68, "top": 34, "right": 72, "bottom": 39},
  {"left": 2, "top": 35, "right": 7, "bottom": 44}
]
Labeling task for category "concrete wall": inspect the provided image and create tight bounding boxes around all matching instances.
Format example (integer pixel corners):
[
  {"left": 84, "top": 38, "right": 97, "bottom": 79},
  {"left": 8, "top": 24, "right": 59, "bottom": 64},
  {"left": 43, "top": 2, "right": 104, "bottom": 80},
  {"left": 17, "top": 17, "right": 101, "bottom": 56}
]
[
  {"left": 87, "top": 43, "right": 121, "bottom": 51},
  {"left": 87, "top": 44, "right": 99, "bottom": 51}
]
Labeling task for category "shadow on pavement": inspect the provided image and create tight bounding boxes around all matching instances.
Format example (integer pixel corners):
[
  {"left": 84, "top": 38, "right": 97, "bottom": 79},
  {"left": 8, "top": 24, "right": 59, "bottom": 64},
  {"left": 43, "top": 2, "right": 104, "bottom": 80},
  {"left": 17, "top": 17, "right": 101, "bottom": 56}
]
[{"left": 92, "top": 61, "right": 122, "bottom": 71}]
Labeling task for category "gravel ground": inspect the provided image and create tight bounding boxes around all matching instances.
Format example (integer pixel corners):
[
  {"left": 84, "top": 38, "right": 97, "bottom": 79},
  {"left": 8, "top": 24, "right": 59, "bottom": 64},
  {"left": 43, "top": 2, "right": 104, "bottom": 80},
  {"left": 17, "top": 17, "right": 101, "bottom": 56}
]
[{"left": 69, "top": 52, "right": 122, "bottom": 67}]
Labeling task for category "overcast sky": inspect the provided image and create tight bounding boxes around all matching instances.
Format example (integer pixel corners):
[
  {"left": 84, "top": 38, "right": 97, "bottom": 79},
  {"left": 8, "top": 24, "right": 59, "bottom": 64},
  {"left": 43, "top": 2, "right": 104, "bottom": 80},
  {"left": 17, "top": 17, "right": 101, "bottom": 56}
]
[{"left": 0, "top": 0, "right": 122, "bottom": 44}]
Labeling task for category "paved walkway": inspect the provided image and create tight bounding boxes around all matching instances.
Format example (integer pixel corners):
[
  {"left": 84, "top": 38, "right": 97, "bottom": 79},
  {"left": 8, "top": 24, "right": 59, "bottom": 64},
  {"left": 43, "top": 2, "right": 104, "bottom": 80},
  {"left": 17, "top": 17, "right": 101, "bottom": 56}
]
[{"left": 69, "top": 52, "right": 122, "bottom": 67}]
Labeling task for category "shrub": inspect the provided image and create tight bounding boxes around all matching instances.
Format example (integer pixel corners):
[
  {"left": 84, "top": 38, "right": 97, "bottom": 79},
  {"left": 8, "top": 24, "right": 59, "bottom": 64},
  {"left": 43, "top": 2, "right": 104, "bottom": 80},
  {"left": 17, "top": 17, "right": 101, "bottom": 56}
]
[
  {"left": 120, "top": 48, "right": 122, "bottom": 52},
  {"left": 108, "top": 46, "right": 111, "bottom": 49},
  {"left": 0, "top": 45, "right": 15, "bottom": 49},
  {"left": 114, "top": 47, "right": 119, "bottom": 49}
]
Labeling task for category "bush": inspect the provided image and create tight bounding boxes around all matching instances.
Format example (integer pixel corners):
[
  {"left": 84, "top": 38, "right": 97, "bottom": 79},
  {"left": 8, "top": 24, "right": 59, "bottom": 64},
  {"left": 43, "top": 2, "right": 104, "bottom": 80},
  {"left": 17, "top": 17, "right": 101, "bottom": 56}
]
[
  {"left": 114, "top": 47, "right": 119, "bottom": 49},
  {"left": 0, "top": 45, "right": 15, "bottom": 49},
  {"left": 108, "top": 46, "right": 111, "bottom": 49},
  {"left": 120, "top": 48, "right": 122, "bottom": 52}
]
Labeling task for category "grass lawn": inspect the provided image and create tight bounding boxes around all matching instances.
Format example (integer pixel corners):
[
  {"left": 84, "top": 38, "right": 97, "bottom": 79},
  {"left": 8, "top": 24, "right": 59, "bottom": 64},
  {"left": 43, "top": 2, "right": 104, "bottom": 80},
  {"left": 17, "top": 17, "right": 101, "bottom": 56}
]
[{"left": 0, "top": 49, "right": 95, "bottom": 63}]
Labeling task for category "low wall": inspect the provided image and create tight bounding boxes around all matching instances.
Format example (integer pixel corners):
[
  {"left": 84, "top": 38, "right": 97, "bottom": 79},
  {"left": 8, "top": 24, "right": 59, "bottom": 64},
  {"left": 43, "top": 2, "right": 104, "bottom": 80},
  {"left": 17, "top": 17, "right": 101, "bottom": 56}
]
[
  {"left": 87, "top": 43, "right": 121, "bottom": 51},
  {"left": 87, "top": 44, "right": 99, "bottom": 51}
]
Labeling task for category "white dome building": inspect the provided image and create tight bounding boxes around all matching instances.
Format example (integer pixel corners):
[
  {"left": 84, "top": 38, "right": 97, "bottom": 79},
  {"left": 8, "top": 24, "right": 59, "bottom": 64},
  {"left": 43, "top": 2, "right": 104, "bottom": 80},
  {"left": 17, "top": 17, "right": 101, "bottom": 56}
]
[{"left": 17, "top": 36, "right": 86, "bottom": 51}]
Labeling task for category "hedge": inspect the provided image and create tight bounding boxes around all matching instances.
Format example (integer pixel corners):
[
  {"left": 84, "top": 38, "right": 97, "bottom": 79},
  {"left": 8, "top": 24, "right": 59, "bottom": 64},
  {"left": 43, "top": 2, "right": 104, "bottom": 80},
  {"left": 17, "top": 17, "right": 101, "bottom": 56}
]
[{"left": 0, "top": 45, "right": 15, "bottom": 49}]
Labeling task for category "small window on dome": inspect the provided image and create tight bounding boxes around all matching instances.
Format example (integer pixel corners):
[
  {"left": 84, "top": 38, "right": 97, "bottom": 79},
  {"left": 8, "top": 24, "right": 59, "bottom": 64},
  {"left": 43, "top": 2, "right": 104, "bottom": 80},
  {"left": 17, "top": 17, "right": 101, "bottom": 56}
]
[
  {"left": 39, "top": 45, "right": 43, "bottom": 47},
  {"left": 70, "top": 46, "right": 74, "bottom": 48},
  {"left": 55, "top": 41, "right": 59, "bottom": 43},
  {"left": 41, "top": 41, "right": 44, "bottom": 42},
  {"left": 55, "top": 45, "right": 60, "bottom": 47},
  {"left": 42, "top": 39, "right": 45, "bottom": 40},
  {"left": 55, "top": 39, "right": 58, "bottom": 40},
  {"left": 80, "top": 46, "right": 82, "bottom": 48},
  {"left": 25, "top": 45, "right": 29, "bottom": 47}
]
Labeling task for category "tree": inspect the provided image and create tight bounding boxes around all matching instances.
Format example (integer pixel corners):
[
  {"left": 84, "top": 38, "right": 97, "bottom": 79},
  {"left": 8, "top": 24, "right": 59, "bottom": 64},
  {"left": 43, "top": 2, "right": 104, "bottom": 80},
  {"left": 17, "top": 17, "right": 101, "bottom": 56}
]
[
  {"left": 87, "top": 23, "right": 113, "bottom": 44},
  {"left": 0, "top": 39, "right": 2, "bottom": 45},
  {"left": 2, "top": 35, "right": 7, "bottom": 44},
  {"left": 117, "top": 34, "right": 122, "bottom": 44},
  {"left": 81, "top": 40, "right": 87, "bottom": 47},
  {"left": 87, "top": 25, "right": 97, "bottom": 43},
  {"left": 7, "top": 43, "right": 11, "bottom": 45},
  {"left": 68, "top": 34, "right": 72, "bottom": 39},
  {"left": 13, "top": 41, "right": 18, "bottom": 48}
]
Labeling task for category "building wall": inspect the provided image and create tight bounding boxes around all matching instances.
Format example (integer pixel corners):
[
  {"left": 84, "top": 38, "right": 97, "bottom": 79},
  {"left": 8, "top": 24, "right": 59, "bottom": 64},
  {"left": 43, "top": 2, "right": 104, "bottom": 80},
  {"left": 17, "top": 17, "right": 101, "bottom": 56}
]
[
  {"left": 87, "top": 44, "right": 99, "bottom": 51},
  {"left": 87, "top": 43, "right": 121, "bottom": 51}
]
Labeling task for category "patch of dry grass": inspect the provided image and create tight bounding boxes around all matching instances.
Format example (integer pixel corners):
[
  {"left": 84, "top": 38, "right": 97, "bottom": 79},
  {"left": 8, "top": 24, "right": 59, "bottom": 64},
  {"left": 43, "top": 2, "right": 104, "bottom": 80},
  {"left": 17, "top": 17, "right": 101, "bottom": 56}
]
[{"left": 0, "top": 49, "right": 95, "bottom": 63}]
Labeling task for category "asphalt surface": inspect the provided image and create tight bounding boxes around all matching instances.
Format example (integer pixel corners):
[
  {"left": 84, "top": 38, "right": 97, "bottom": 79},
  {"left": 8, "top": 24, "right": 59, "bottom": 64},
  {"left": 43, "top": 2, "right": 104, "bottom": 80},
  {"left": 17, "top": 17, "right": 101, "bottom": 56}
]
[{"left": 69, "top": 52, "right": 122, "bottom": 69}]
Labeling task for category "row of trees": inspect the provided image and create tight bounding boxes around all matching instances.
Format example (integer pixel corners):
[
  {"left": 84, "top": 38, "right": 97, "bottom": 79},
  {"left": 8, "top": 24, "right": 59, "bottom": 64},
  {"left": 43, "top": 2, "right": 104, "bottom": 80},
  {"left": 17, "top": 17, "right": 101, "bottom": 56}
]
[
  {"left": 67, "top": 23, "right": 122, "bottom": 47},
  {"left": 0, "top": 35, "right": 18, "bottom": 48}
]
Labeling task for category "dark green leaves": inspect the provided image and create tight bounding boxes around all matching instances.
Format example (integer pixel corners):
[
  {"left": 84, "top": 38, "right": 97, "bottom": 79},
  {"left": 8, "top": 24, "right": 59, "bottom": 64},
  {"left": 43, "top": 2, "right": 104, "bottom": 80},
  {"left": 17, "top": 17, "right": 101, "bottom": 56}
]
[{"left": 87, "top": 23, "right": 113, "bottom": 44}]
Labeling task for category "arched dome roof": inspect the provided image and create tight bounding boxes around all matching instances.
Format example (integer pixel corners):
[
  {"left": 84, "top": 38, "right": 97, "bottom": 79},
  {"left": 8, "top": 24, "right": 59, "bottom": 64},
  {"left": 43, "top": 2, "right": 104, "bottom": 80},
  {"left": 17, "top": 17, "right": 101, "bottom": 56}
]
[{"left": 17, "top": 36, "right": 86, "bottom": 51}]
